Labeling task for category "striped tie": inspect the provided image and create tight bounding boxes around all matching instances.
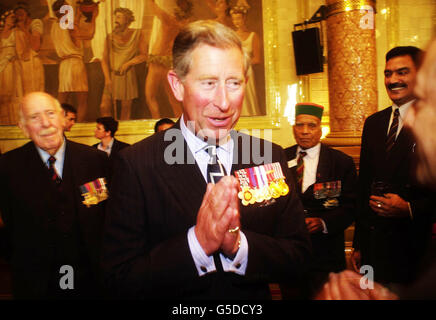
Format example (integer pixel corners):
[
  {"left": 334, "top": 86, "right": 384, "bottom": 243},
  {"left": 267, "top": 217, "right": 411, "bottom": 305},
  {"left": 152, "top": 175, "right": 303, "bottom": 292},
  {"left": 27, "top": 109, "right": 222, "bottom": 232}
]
[
  {"left": 205, "top": 145, "right": 227, "bottom": 184},
  {"left": 296, "top": 151, "right": 307, "bottom": 192},
  {"left": 48, "top": 156, "right": 62, "bottom": 186},
  {"left": 386, "top": 108, "right": 400, "bottom": 154}
]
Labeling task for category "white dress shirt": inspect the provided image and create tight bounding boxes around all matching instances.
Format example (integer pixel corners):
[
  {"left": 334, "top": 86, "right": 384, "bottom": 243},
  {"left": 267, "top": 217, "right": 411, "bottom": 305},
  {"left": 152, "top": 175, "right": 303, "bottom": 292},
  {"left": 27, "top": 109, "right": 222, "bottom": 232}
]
[
  {"left": 180, "top": 115, "right": 248, "bottom": 276},
  {"left": 297, "top": 143, "right": 328, "bottom": 233},
  {"left": 297, "top": 143, "right": 321, "bottom": 194},
  {"left": 97, "top": 138, "right": 114, "bottom": 156},
  {"left": 387, "top": 100, "right": 414, "bottom": 138},
  {"left": 387, "top": 100, "right": 415, "bottom": 219}
]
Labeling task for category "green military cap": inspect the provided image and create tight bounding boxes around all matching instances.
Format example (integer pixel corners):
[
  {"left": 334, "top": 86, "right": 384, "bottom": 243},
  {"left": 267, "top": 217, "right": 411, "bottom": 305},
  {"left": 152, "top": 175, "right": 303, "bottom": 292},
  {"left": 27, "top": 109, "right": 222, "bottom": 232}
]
[{"left": 295, "top": 102, "right": 324, "bottom": 119}]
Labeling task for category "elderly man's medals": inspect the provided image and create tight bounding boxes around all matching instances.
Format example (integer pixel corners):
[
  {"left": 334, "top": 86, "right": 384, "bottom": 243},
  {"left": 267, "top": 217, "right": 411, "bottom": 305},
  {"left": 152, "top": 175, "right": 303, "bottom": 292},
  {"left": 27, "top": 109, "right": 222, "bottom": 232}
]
[
  {"left": 234, "top": 162, "right": 290, "bottom": 206},
  {"left": 80, "top": 177, "right": 108, "bottom": 207},
  {"left": 313, "top": 180, "right": 341, "bottom": 208}
]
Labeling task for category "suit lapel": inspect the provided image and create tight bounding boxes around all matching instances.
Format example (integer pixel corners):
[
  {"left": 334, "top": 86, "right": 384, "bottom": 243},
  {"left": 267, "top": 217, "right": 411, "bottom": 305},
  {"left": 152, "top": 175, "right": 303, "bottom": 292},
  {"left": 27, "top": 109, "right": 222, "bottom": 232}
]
[
  {"left": 385, "top": 125, "right": 415, "bottom": 173},
  {"left": 286, "top": 146, "right": 298, "bottom": 189},
  {"left": 381, "top": 107, "right": 393, "bottom": 146},
  {"left": 315, "top": 144, "right": 330, "bottom": 182},
  {"left": 158, "top": 123, "right": 207, "bottom": 221},
  {"left": 23, "top": 143, "right": 59, "bottom": 209},
  {"left": 62, "top": 140, "right": 76, "bottom": 192},
  {"left": 373, "top": 107, "right": 396, "bottom": 175},
  {"left": 111, "top": 139, "right": 121, "bottom": 155},
  {"left": 26, "top": 143, "right": 54, "bottom": 187}
]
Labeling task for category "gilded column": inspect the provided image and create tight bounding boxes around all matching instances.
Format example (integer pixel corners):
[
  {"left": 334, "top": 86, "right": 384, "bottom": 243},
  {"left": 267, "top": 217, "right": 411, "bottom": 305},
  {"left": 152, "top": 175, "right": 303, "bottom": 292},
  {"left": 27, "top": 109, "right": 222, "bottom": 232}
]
[{"left": 323, "top": 0, "right": 378, "bottom": 166}]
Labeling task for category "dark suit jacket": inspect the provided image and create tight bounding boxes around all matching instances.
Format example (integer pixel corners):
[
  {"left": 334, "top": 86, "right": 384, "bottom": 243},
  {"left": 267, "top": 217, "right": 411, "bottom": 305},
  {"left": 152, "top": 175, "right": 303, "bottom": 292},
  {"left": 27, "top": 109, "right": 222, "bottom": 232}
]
[
  {"left": 102, "top": 122, "right": 311, "bottom": 299},
  {"left": 353, "top": 106, "right": 433, "bottom": 284},
  {"left": 93, "top": 139, "right": 130, "bottom": 158},
  {"left": 0, "top": 140, "right": 109, "bottom": 299},
  {"left": 93, "top": 138, "right": 129, "bottom": 163},
  {"left": 285, "top": 143, "right": 357, "bottom": 272}
]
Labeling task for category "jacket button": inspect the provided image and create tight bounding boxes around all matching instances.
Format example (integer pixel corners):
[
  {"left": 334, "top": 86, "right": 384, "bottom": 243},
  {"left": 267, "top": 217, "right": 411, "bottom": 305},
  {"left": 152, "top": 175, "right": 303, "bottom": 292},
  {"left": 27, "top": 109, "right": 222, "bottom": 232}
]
[
  {"left": 235, "top": 263, "right": 241, "bottom": 269},
  {"left": 200, "top": 266, "right": 207, "bottom": 273}
]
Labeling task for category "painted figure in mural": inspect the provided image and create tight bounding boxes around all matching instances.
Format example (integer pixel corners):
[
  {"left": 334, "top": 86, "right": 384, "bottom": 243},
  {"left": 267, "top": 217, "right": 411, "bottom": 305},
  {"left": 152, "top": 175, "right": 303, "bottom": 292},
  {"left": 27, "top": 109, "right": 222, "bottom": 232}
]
[
  {"left": 14, "top": 3, "right": 45, "bottom": 94},
  {"left": 145, "top": 0, "right": 194, "bottom": 119},
  {"left": 0, "top": 10, "right": 25, "bottom": 125},
  {"left": 100, "top": 7, "right": 147, "bottom": 120},
  {"left": 50, "top": 0, "right": 98, "bottom": 122},
  {"left": 230, "top": 3, "right": 261, "bottom": 116},
  {"left": 205, "top": 0, "right": 233, "bottom": 28}
]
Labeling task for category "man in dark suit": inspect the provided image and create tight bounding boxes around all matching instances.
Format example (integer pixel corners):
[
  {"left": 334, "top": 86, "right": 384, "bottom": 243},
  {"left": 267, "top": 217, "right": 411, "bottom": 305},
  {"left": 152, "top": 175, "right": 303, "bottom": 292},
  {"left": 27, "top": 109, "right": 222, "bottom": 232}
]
[
  {"left": 283, "top": 103, "right": 357, "bottom": 298},
  {"left": 315, "top": 38, "right": 436, "bottom": 301},
  {"left": 102, "top": 20, "right": 311, "bottom": 299},
  {"left": 352, "top": 46, "right": 433, "bottom": 286},
  {"left": 0, "top": 92, "right": 110, "bottom": 299},
  {"left": 93, "top": 117, "right": 130, "bottom": 168}
]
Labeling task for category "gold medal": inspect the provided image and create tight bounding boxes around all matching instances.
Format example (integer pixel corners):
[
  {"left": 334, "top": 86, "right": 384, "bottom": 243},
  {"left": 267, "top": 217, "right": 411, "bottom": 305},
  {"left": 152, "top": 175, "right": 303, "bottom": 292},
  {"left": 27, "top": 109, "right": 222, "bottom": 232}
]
[
  {"left": 234, "top": 163, "right": 290, "bottom": 205},
  {"left": 254, "top": 188, "right": 264, "bottom": 203},
  {"left": 238, "top": 186, "right": 256, "bottom": 206},
  {"left": 278, "top": 179, "right": 289, "bottom": 196},
  {"left": 269, "top": 181, "right": 281, "bottom": 198},
  {"left": 82, "top": 193, "right": 98, "bottom": 207},
  {"left": 262, "top": 186, "right": 271, "bottom": 201}
]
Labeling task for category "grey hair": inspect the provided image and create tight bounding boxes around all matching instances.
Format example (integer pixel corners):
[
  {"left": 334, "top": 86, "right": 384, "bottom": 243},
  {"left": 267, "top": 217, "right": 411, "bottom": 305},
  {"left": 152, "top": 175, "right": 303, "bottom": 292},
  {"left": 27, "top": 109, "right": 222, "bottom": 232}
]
[{"left": 172, "top": 19, "right": 251, "bottom": 80}]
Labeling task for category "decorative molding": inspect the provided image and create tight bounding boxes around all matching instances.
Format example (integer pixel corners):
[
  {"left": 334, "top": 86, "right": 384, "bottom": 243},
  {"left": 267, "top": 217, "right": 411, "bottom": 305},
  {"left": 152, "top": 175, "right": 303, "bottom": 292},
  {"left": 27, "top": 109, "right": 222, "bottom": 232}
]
[{"left": 326, "top": 0, "right": 376, "bottom": 18}]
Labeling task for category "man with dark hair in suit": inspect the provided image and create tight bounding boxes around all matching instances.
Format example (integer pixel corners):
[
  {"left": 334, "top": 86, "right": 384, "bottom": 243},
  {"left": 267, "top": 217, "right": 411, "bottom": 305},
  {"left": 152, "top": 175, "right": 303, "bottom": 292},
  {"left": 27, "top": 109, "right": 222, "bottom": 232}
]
[
  {"left": 61, "top": 103, "right": 77, "bottom": 132},
  {"left": 154, "top": 117, "right": 175, "bottom": 133},
  {"left": 352, "top": 46, "right": 433, "bottom": 286},
  {"left": 93, "top": 116, "right": 130, "bottom": 159},
  {"left": 0, "top": 92, "right": 109, "bottom": 299},
  {"left": 282, "top": 102, "right": 357, "bottom": 298},
  {"left": 316, "top": 38, "right": 436, "bottom": 301},
  {"left": 102, "top": 20, "right": 310, "bottom": 299}
]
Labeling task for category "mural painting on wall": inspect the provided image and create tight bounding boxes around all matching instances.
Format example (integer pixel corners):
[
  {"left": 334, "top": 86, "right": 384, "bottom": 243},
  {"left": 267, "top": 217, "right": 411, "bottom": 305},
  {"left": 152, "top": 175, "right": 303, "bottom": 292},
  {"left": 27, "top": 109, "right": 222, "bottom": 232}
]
[{"left": 0, "top": 0, "right": 266, "bottom": 125}]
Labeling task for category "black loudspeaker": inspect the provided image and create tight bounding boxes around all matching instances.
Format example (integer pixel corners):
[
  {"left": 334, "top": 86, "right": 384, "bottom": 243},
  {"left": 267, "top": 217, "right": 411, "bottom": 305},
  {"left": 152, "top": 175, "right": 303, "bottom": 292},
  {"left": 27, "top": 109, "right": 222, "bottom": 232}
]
[{"left": 292, "top": 27, "right": 323, "bottom": 75}]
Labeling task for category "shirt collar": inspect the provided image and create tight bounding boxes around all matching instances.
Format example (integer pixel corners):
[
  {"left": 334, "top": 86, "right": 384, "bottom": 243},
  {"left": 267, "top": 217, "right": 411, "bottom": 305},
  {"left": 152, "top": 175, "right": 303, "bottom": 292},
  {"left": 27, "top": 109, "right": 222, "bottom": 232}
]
[
  {"left": 392, "top": 99, "right": 415, "bottom": 119},
  {"left": 297, "top": 142, "right": 321, "bottom": 159},
  {"left": 98, "top": 137, "right": 114, "bottom": 151},
  {"left": 180, "top": 114, "right": 233, "bottom": 156},
  {"left": 36, "top": 137, "right": 66, "bottom": 165}
]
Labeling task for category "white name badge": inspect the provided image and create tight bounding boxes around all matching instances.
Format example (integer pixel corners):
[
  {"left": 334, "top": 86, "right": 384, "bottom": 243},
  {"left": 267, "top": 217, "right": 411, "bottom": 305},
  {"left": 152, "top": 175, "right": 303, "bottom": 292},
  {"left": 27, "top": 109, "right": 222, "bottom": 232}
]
[{"left": 288, "top": 158, "right": 298, "bottom": 168}]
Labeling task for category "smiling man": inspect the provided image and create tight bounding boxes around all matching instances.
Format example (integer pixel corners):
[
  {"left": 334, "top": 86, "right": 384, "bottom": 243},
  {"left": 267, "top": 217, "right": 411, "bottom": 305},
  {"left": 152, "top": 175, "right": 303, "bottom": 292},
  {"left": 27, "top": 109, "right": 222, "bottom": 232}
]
[
  {"left": 352, "top": 46, "right": 434, "bottom": 286},
  {"left": 102, "top": 20, "right": 310, "bottom": 299},
  {"left": 0, "top": 92, "right": 109, "bottom": 299}
]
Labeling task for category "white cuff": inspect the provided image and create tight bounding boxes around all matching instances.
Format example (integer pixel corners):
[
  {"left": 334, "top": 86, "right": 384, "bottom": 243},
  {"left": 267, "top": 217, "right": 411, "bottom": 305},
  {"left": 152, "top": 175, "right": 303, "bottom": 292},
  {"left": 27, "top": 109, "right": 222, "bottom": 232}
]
[
  {"left": 407, "top": 202, "right": 413, "bottom": 220},
  {"left": 187, "top": 226, "right": 216, "bottom": 276},
  {"left": 321, "top": 219, "right": 328, "bottom": 234},
  {"left": 219, "top": 231, "right": 248, "bottom": 275}
]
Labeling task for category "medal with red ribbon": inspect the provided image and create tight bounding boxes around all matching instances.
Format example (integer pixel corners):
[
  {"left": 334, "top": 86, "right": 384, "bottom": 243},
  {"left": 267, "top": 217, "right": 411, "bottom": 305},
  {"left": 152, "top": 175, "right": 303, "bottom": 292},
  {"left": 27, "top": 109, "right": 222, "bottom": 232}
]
[{"left": 234, "top": 162, "right": 290, "bottom": 206}]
